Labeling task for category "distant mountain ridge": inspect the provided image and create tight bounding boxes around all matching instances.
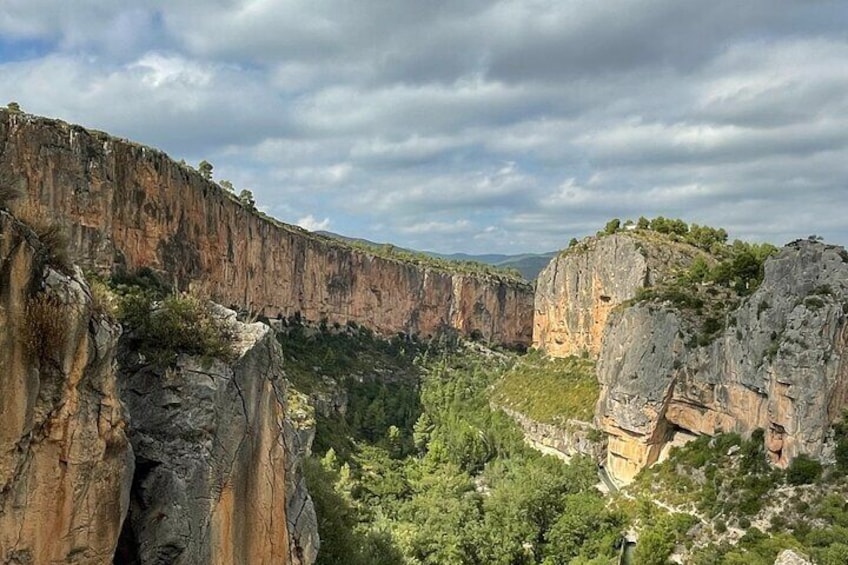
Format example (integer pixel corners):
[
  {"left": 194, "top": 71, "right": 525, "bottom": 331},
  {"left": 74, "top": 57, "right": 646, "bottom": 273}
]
[{"left": 316, "top": 231, "right": 556, "bottom": 280}]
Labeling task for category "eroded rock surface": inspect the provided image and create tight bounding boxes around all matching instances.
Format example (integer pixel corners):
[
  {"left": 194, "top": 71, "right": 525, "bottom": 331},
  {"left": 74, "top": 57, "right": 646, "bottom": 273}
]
[
  {"left": 534, "top": 233, "right": 705, "bottom": 357},
  {"left": 117, "top": 308, "right": 318, "bottom": 565},
  {"left": 499, "top": 407, "right": 605, "bottom": 462},
  {"left": 596, "top": 240, "right": 848, "bottom": 484},
  {"left": 0, "top": 110, "right": 533, "bottom": 347},
  {"left": 0, "top": 211, "right": 133, "bottom": 564}
]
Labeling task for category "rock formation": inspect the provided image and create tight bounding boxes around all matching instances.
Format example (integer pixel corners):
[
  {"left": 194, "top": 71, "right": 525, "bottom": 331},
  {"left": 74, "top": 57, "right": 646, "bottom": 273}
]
[
  {"left": 116, "top": 306, "right": 318, "bottom": 565},
  {"left": 533, "top": 233, "right": 706, "bottom": 357},
  {"left": 0, "top": 211, "right": 133, "bottom": 564},
  {"left": 596, "top": 240, "right": 848, "bottom": 484},
  {"left": 0, "top": 110, "right": 533, "bottom": 347},
  {"left": 498, "top": 407, "right": 605, "bottom": 462}
]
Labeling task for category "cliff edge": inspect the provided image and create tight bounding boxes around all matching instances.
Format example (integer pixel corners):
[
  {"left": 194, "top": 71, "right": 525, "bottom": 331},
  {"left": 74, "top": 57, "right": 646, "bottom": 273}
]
[
  {"left": 596, "top": 239, "right": 848, "bottom": 484},
  {"left": 0, "top": 110, "right": 533, "bottom": 347},
  {"left": 534, "top": 232, "right": 707, "bottom": 357}
]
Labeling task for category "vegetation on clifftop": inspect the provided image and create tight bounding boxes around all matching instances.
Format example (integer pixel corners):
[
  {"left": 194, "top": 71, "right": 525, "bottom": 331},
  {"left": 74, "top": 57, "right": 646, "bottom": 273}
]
[{"left": 490, "top": 350, "right": 598, "bottom": 424}]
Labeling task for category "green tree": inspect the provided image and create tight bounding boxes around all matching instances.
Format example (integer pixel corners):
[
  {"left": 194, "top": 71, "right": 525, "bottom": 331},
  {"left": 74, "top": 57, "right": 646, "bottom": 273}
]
[
  {"left": 239, "top": 189, "right": 256, "bottom": 209},
  {"left": 198, "top": 160, "right": 213, "bottom": 180},
  {"left": 6, "top": 101, "right": 21, "bottom": 113},
  {"left": 786, "top": 454, "right": 822, "bottom": 485},
  {"left": 637, "top": 216, "right": 650, "bottom": 229},
  {"left": 604, "top": 218, "right": 621, "bottom": 235},
  {"left": 219, "top": 179, "right": 234, "bottom": 192}
]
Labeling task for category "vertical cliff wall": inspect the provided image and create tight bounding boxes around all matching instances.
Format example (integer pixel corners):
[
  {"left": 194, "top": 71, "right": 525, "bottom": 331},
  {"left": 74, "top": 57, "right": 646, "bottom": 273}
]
[
  {"left": 117, "top": 307, "right": 318, "bottom": 564},
  {"left": 0, "top": 110, "right": 533, "bottom": 346},
  {"left": 533, "top": 233, "right": 706, "bottom": 357},
  {"left": 596, "top": 240, "right": 848, "bottom": 484},
  {"left": 0, "top": 211, "right": 133, "bottom": 564}
]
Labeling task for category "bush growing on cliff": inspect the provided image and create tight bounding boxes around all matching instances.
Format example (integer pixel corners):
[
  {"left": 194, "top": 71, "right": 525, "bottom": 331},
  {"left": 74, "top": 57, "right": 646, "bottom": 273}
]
[
  {"left": 16, "top": 214, "right": 74, "bottom": 275},
  {"left": 114, "top": 280, "right": 234, "bottom": 364},
  {"left": 23, "top": 292, "right": 70, "bottom": 365}
]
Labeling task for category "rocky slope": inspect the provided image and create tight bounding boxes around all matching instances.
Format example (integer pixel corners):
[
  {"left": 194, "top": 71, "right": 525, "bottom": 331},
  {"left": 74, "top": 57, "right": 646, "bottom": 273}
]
[
  {"left": 0, "top": 110, "right": 533, "bottom": 347},
  {"left": 596, "top": 240, "right": 848, "bottom": 484},
  {"left": 533, "top": 233, "right": 706, "bottom": 357},
  {"left": 0, "top": 211, "right": 133, "bottom": 564},
  {"left": 116, "top": 306, "right": 318, "bottom": 565}
]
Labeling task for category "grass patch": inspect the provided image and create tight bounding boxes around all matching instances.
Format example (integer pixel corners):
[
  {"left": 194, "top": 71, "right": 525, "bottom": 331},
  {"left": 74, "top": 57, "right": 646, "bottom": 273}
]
[{"left": 490, "top": 350, "right": 598, "bottom": 423}]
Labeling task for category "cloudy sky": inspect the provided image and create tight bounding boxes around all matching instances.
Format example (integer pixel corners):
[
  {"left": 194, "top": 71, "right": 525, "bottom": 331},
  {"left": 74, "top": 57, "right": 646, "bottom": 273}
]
[{"left": 1, "top": 1, "right": 846, "bottom": 254}]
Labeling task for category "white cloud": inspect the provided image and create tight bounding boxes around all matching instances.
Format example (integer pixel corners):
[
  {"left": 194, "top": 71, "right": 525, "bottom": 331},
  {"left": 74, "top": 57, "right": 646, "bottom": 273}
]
[
  {"left": 1, "top": 1, "right": 847, "bottom": 253},
  {"left": 296, "top": 214, "right": 331, "bottom": 232}
]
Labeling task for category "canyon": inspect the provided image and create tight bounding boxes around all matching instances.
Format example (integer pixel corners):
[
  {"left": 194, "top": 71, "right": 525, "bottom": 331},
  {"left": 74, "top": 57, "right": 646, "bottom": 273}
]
[{"left": 2, "top": 109, "right": 846, "bottom": 563}]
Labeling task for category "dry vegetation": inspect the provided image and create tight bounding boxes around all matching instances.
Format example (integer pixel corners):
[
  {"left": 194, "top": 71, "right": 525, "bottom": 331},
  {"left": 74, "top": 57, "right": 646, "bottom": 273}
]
[{"left": 24, "top": 292, "right": 70, "bottom": 364}]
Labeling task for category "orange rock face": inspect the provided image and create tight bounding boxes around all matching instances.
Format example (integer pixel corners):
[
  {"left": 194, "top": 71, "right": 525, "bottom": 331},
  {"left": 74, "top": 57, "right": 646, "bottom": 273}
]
[
  {"left": 533, "top": 233, "right": 700, "bottom": 357},
  {"left": 0, "top": 111, "right": 533, "bottom": 346},
  {"left": 0, "top": 212, "right": 133, "bottom": 564}
]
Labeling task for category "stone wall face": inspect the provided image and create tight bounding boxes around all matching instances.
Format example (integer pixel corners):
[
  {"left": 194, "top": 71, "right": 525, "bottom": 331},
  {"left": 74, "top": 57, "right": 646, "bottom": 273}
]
[
  {"left": 0, "top": 211, "right": 133, "bottom": 564},
  {"left": 595, "top": 241, "right": 848, "bottom": 484},
  {"left": 0, "top": 111, "right": 533, "bottom": 346}
]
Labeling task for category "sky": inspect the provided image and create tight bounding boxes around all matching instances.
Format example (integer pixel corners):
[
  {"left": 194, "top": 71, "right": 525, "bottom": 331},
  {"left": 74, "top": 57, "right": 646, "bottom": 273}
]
[{"left": 1, "top": 1, "right": 846, "bottom": 254}]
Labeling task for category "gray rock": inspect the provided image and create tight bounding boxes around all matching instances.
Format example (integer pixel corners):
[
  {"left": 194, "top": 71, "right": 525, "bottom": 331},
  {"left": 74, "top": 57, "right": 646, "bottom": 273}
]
[
  {"left": 119, "top": 312, "right": 318, "bottom": 564},
  {"left": 774, "top": 549, "right": 813, "bottom": 565},
  {"left": 595, "top": 240, "right": 848, "bottom": 483}
]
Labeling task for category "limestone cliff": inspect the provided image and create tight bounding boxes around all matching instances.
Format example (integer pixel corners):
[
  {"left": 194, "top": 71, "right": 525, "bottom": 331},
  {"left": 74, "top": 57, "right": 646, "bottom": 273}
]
[
  {"left": 596, "top": 240, "right": 848, "bottom": 484},
  {"left": 0, "top": 211, "right": 133, "bottom": 564},
  {"left": 499, "top": 407, "right": 605, "bottom": 462},
  {"left": 0, "top": 110, "right": 533, "bottom": 346},
  {"left": 533, "top": 233, "right": 706, "bottom": 357},
  {"left": 116, "top": 306, "right": 318, "bottom": 565}
]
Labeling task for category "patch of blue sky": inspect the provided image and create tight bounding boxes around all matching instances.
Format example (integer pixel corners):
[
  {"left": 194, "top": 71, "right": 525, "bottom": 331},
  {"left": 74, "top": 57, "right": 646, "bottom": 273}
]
[{"left": 0, "top": 37, "right": 54, "bottom": 63}]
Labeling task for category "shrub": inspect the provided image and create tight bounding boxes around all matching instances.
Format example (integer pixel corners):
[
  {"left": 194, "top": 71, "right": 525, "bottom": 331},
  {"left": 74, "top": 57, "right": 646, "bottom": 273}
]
[
  {"left": 804, "top": 296, "right": 825, "bottom": 310},
  {"left": 787, "top": 454, "right": 823, "bottom": 485},
  {"left": 24, "top": 292, "right": 70, "bottom": 364},
  {"left": 28, "top": 219, "right": 73, "bottom": 274},
  {"left": 119, "top": 291, "right": 234, "bottom": 364},
  {"left": 88, "top": 278, "right": 117, "bottom": 319}
]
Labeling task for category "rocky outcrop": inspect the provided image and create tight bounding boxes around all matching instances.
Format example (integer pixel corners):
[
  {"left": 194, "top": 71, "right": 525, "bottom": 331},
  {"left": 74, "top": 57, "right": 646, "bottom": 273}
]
[
  {"left": 596, "top": 240, "right": 848, "bottom": 484},
  {"left": 117, "top": 306, "right": 318, "bottom": 565},
  {"left": 499, "top": 407, "right": 605, "bottom": 462},
  {"left": 0, "top": 211, "right": 133, "bottom": 564},
  {"left": 533, "top": 233, "right": 705, "bottom": 357},
  {"left": 774, "top": 549, "right": 813, "bottom": 565},
  {"left": 0, "top": 110, "right": 533, "bottom": 346}
]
